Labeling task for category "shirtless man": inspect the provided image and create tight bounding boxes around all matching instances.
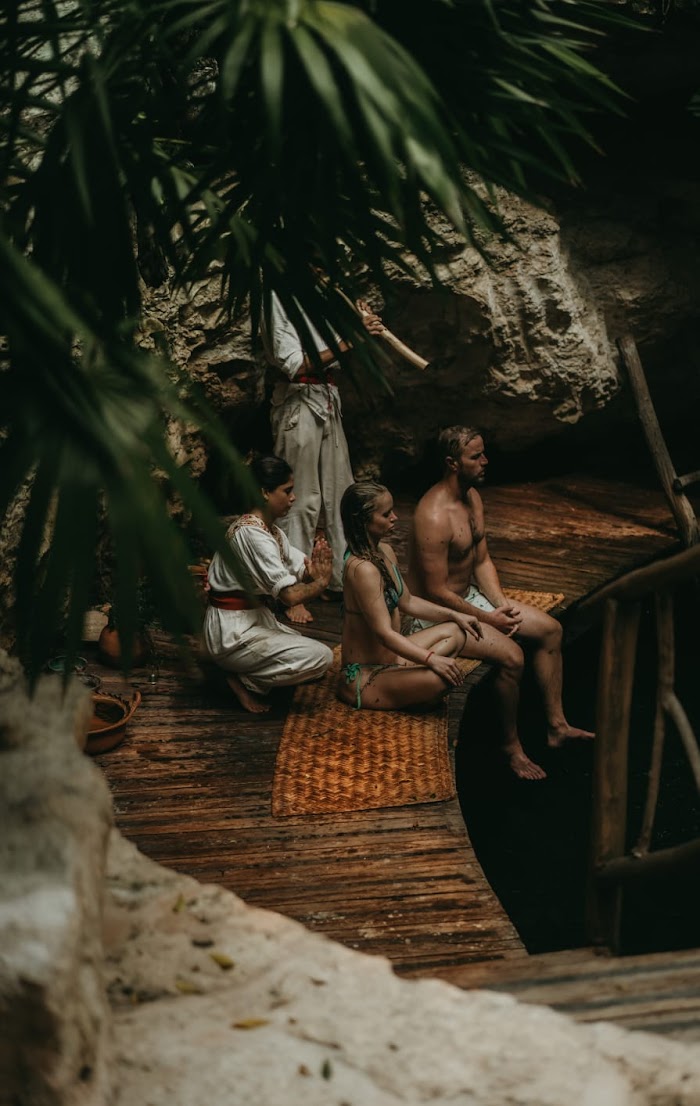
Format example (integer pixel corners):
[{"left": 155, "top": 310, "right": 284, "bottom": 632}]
[{"left": 407, "top": 425, "right": 593, "bottom": 780}]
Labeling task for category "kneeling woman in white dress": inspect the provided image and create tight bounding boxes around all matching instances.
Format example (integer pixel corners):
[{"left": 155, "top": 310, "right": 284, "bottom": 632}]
[{"left": 203, "top": 454, "right": 334, "bottom": 713}]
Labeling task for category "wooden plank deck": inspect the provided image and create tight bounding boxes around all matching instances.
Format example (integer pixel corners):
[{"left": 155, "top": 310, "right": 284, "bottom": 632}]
[
  {"left": 442, "top": 946, "right": 700, "bottom": 1042},
  {"left": 92, "top": 472, "right": 684, "bottom": 980}
]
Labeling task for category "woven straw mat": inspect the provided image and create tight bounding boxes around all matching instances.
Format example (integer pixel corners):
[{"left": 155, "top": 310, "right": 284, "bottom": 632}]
[{"left": 271, "top": 588, "right": 564, "bottom": 817}]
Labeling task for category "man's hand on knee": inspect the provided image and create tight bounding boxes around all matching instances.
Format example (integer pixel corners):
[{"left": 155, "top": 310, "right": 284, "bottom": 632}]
[{"left": 484, "top": 604, "right": 522, "bottom": 637}]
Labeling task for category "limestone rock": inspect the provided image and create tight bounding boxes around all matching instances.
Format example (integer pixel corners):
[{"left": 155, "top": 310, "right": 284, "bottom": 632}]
[
  {"left": 137, "top": 163, "right": 700, "bottom": 479},
  {"left": 105, "top": 832, "right": 700, "bottom": 1106},
  {"left": 140, "top": 275, "right": 266, "bottom": 439},
  {"left": 342, "top": 192, "right": 622, "bottom": 470},
  {"left": 0, "top": 669, "right": 114, "bottom": 1106}
]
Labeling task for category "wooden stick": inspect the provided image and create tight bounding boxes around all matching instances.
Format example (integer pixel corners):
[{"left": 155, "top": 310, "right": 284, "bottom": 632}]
[
  {"left": 579, "top": 541, "right": 700, "bottom": 609},
  {"left": 674, "top": 469, "right": 700, "bottom": 492},
  {"left": 633, "top": 591, "right": 673, "bottom": 857},
  {"left": 596, "top": 837, "right": 700, "bottom": 885},
  {"left": 666, "top": 691, "right": 700, "bottom": 793},
  {"left": 336, "top": 288, "right": 430, "bottom": 371},
  {"left": 587, "top": 596, "right": 641, "bottom": 952}
]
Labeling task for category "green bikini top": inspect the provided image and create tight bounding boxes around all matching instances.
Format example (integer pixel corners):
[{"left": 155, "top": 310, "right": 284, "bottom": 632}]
[{"left": 342, "top": 549, "right": 404, "bottom": 614}]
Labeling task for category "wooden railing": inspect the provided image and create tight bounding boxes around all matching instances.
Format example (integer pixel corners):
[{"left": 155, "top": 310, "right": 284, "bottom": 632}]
[
  {"left": 582, "top": 542, "right": 700, "bottom": 953},
  {"left": 618, "top": 335, "right": 700, "bottom": 547}
]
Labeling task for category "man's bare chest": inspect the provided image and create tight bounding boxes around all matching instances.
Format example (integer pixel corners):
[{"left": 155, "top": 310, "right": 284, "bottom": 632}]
[{"left": 446, "top": 509, "right": 483, "bottom": 563}]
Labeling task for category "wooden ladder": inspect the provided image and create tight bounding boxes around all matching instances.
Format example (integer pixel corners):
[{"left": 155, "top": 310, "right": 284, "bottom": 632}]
[{"left": 618, "top": 334, "right": 700, "bottom": 547}]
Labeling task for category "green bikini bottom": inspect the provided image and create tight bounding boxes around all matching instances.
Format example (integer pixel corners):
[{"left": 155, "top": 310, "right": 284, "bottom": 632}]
[{"left": 341, "top": 661, "right": 402, "bottom": 710}]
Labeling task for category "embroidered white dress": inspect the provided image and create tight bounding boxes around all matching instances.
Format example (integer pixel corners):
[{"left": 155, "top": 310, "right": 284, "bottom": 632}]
[{"left": 203, "top": 516, "right": 333, "bottom": 694}]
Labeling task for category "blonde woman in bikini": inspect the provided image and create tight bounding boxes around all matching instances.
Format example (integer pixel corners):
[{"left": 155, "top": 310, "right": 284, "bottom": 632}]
[{"left": 337, "top": 482, "right": 482, "bottom": 711}]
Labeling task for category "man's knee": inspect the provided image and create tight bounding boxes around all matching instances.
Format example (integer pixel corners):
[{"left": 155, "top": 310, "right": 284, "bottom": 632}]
[
  {"left": 540, "top": 613, "right": 562, "bottom": 649},
  {"left": 499, "top": 639, "right": 525, "bottom": 678},
  {"left": 520, "top": 608, "right": 562, "bottom": 649}
]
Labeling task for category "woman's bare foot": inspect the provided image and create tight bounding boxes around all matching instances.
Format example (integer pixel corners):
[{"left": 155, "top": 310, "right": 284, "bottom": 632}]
[
  {"left": 506, "top": 746, "right": 547, "bottom": 781},
  {"left": 225, "top": 674, "right": 270, "bottom": 713},
  {"left": 548, "top": 723, "right": 595, "bottom": 748},
  {"left": 285, "top": 603, "right": 313, "bottom": 624}
]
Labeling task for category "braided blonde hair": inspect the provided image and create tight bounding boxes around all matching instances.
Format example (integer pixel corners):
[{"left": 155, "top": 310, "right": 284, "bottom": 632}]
[{"left": 340, "top": 481, "right": 396, "bottom": 595}]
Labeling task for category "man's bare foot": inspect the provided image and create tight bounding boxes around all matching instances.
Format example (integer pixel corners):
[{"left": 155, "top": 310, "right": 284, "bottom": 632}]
[
  {"left": 506, "top": 747, "right": 547, "bottom": 781},
  {"left": 225, "top": 674, "right": 270, "bottom": 714},
  {"left": 548, "top": 723, "right": 595, "bottom": 748},
  {"left": 285, "top": 603, "right": 313, "bottom": 624}
]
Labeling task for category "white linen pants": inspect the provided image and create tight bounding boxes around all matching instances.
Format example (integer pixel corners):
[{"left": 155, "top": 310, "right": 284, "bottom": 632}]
[
  {"left": 272, "top": 399, "right": 353, "bottom": 591},
  {"left": 203, "top": 606, "right": 333, "bottom": 695}
]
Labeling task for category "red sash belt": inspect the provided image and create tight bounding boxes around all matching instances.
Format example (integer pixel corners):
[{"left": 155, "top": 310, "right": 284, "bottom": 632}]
[
  {"left": 295, "top": 372, "right": 336, "bottom": 386},
  {"left": 209, "top": 594, "right": 254, "bottom": 611}
]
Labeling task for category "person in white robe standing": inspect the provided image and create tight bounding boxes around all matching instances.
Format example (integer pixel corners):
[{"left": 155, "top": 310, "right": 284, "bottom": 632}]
[
  {"left": 203, "top": 454, "right": 334, "bottom": 713},
  {"left": 262, "top": 290, "right": 383, "bottom": 624}
]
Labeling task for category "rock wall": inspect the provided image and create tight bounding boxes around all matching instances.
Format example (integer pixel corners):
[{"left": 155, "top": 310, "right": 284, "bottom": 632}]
[
  {"left": 142, "top": 36, "right": 700, "bottom": 479},
  {"left": 0, "top": 655, "right": 113, "bottom": 1106},
  {"left": 140, "top": 154, "right": 700, "bottom": 483},
  {"left": 105, "top": 831, "right": 700, "bottom": 1106},
  {"left": 341, "top": 194, "right": 621, "bottom": 474}
]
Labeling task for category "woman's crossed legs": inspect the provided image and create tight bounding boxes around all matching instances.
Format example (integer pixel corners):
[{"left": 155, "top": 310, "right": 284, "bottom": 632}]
[{"left": 338, "top": 622, "right": 466, "bottom": 711}]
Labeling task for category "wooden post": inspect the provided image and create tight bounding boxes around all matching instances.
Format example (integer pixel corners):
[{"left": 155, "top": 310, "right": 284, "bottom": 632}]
[
  {"left": 587, "top": 596, "right": 641, "bottom": 953},
  {"left": 634, "top": 591, "right": 674, "bottom": 857},
  {"left": 618, "top": 335, "right": 700, "bottom": 547}
]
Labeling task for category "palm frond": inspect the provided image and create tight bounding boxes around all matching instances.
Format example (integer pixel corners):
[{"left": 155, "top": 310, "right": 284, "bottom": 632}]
[{"left": 0, "top": 0, "right": 634, "bottom": 676}]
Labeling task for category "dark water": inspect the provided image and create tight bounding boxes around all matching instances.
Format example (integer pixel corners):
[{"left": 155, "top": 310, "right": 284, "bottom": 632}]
[{"left": 456, "top": 599, "right": 700, "bottom": 955}]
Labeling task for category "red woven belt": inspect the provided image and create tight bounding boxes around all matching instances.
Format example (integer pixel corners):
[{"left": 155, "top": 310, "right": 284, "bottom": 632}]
[
  {"left": 295, "top": 372, "right": 336, "bottom": 386},
  {"left": 209, "top": 594, "right": 254, "bottom": 611}
]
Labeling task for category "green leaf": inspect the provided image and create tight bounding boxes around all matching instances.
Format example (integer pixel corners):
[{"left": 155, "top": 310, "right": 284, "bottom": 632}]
[
  {"left": 1, "top": 0, "right": 632, "bottom": 683},
  {"left": 289, "top": 24, "right": 352, "bottom": 147},
  {"left": 220, "top": 15, "right": 257, "bottom": 102},
  {"left": 260, "top": 18, "right": 284, "bottom": 156}
]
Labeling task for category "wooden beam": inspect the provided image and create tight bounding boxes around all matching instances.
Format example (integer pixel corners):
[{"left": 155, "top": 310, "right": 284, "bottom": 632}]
[
  {"left": 618, "top": 334, "right": 700, "bottom": 547},
  {"left": 596, "top": 837, "right": 700, "bottom": 886},
  {"left": 587, "top": 597, "right": 641, "bottom": 953},
  {"left": 633, "top": 591, "right": 673, "bottom": 856},
  {"left": 673, "top": 469, "right": 700, "bottom": 493},
  {"left": 665, "top": 691, "right": 700, "bottom": 793},
  {"left": 579, "top": 542, "right": 700, "bottom": 609}
]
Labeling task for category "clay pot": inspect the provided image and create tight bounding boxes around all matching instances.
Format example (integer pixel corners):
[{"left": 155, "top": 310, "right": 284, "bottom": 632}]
[
  {"left": 84, "top": 689, "right": 141, "bottom": 756},
  {"left": 97, "top": 625, "right": 149, "bottom": 668}
]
